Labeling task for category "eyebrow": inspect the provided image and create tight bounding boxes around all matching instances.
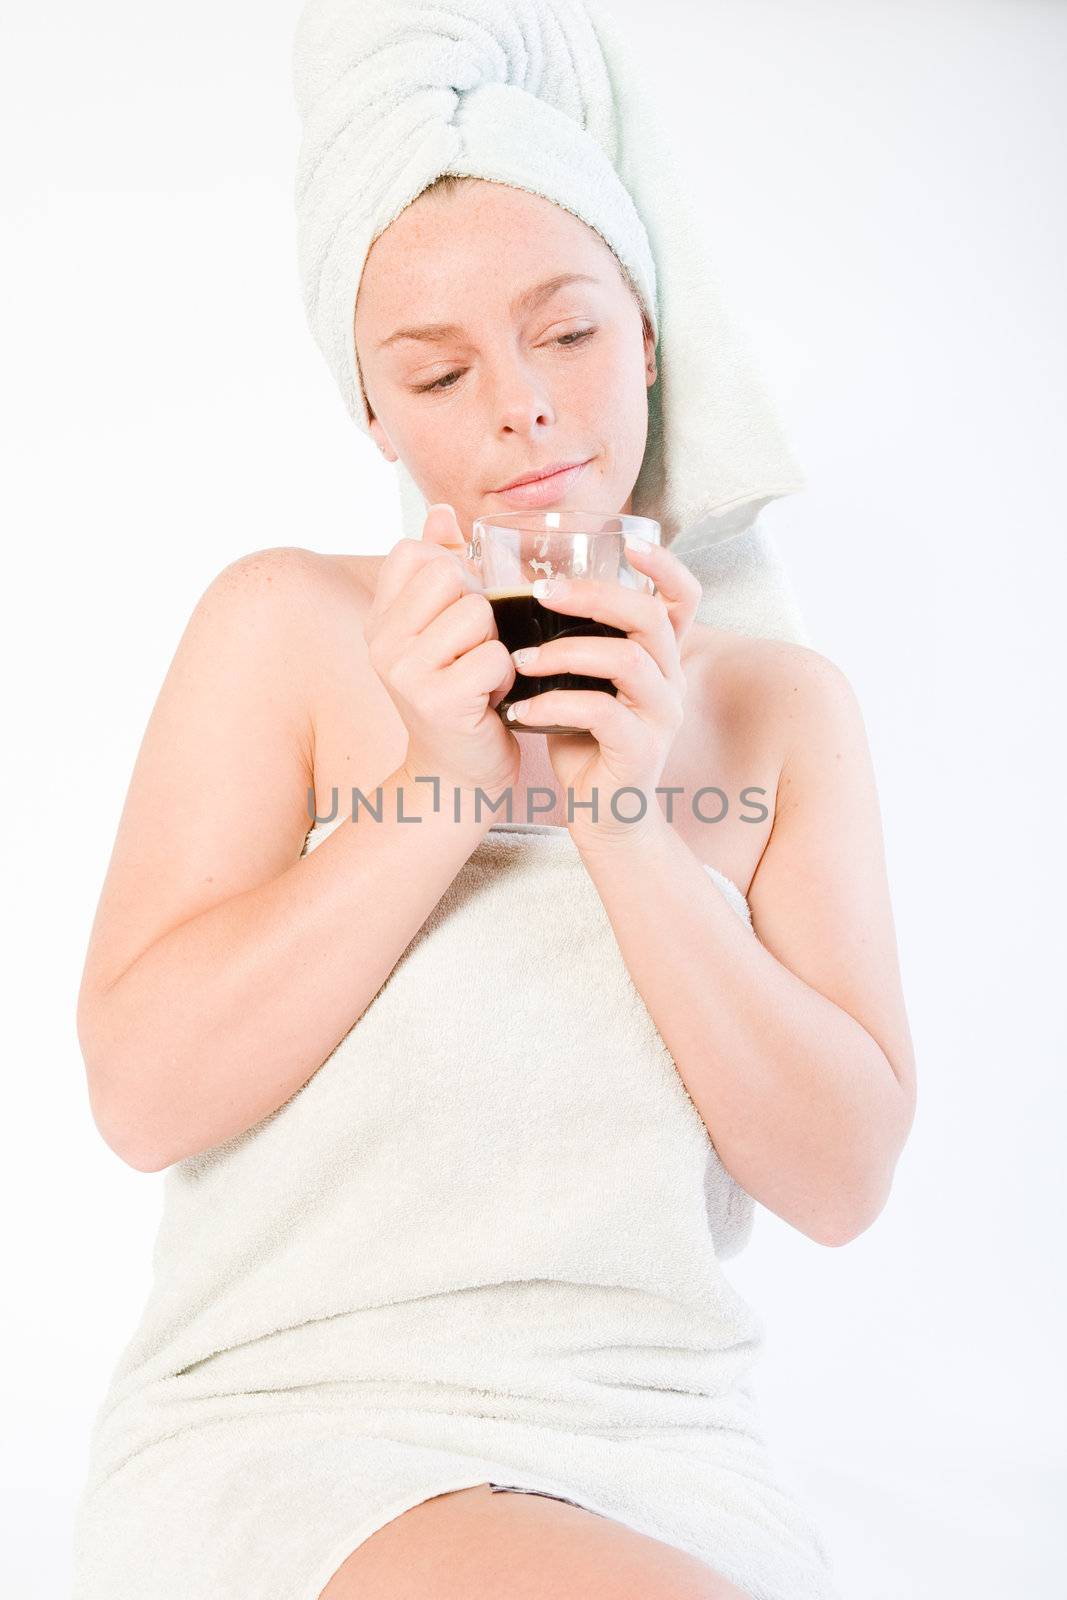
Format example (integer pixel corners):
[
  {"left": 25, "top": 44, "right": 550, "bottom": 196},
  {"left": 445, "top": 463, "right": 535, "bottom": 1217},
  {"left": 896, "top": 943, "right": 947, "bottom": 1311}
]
[{"left": 376, "top": 272, "right": 603, "bottom": 351}]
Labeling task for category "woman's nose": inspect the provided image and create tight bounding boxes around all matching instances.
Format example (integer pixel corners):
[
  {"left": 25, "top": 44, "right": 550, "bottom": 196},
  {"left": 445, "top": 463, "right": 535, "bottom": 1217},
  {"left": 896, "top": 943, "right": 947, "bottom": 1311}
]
[{"left": 491, "top": 360, "right": 557, "bottom": 433}]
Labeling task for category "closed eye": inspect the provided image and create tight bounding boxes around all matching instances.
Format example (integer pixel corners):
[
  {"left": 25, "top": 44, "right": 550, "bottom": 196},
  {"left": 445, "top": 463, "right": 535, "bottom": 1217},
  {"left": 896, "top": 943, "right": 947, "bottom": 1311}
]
[{"left": 412, "top": 327, "right": 597, "bottom": 394}]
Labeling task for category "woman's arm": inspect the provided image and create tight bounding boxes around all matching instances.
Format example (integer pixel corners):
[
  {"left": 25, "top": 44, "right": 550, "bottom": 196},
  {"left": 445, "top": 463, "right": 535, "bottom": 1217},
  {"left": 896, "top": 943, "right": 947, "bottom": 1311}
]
[
  {"left": 574, "top": 649, "right": 917, "bottom": 1248},
  {"left": 77, "top": 549, "right": 489, "bottom": 1172}
]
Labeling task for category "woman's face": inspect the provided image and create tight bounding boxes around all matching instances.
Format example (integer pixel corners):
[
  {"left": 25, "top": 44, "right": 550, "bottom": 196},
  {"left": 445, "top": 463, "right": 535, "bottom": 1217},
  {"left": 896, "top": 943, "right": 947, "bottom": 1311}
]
[{"left": 353, "top": 179, "right": 657, "bottom": 537}]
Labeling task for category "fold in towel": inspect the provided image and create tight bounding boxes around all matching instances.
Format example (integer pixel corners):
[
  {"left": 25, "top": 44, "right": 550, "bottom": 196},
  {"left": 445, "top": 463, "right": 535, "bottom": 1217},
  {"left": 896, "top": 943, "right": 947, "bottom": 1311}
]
[
  {"left": 292, "top": 0, "right": 811, "bottom": 642},
  {"left": 488, "top": 1481, "right": 608, "bottom": 1514}
]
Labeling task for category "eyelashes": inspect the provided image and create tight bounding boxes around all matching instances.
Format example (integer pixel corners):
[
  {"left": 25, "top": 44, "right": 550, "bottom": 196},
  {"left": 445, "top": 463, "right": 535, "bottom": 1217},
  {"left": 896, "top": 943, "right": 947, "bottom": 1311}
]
[{"left": 412, "top": 327, "right": 597, "bottom": 395}]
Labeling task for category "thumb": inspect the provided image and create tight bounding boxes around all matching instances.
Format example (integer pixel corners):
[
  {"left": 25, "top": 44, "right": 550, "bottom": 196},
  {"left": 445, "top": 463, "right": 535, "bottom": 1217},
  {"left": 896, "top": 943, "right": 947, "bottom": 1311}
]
[
  {"left": 422, "top": 502, "right": 465, "bottom": 553},
  {"left": 422, "top": 502, "right": 479, "bottom": 589}
]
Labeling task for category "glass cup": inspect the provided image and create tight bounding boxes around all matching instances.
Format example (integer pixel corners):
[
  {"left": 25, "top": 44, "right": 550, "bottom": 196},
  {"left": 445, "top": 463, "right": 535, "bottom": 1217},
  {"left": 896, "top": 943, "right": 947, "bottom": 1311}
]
[{"left": 467, "top": 510, "right": 661, "bottom": 735}]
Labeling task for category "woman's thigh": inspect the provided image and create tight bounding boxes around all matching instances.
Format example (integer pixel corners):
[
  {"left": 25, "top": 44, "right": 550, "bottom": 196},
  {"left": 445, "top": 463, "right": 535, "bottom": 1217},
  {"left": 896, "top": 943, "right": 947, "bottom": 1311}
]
[{"left": 318, "top": 1481, "right": 754, "bottom": 1599}]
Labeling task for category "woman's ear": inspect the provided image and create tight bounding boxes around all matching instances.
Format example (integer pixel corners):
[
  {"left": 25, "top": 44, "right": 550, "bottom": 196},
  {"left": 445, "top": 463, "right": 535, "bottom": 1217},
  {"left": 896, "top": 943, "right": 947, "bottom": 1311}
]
[
  {"left": 643, "top": 316, "right": 658, "bottom": 387},
  {"left": 368, "top": 415, "right": 399, "bottom": 463},
  {"left": 357, "top": 335, "right": 399, "bottom": 460}
]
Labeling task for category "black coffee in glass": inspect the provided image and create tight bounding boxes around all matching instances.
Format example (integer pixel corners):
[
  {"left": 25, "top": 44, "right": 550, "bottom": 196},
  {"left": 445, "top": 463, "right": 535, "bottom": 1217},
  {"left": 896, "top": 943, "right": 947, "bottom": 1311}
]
[{"left": 489, "top": 587, "right": 627, "bottom": 723}]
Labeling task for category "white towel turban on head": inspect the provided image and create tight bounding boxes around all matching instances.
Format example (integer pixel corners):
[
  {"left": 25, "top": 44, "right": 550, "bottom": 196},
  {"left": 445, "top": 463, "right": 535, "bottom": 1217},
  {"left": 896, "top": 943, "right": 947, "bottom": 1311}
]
[{"left": 292, "top": 0, "right": 811, "bottom": 644}]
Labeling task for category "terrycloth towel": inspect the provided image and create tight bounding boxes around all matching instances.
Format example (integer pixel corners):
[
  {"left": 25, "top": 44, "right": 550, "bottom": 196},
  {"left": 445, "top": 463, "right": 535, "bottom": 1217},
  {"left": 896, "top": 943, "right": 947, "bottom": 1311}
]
[
  {"left": 71, "top": 822, "right": 840, "bottom": 1600},
  {"left": 292, "top": 0, "right": 811, "bottom": 642},
  {"left": 676, "top": 503, "right": 814, "bottom": 646}
]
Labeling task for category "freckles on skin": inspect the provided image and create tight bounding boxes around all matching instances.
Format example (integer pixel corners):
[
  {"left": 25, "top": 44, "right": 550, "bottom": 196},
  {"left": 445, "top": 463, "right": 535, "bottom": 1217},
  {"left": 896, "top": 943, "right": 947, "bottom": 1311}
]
[{"left": 352, "top": 179, "right": 656, "bottom": 539}]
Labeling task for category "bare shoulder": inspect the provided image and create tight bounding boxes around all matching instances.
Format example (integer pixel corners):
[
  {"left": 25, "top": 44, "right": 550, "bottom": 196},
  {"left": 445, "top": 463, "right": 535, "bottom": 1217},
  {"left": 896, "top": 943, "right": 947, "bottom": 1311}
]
[
  {"left": 221, "top": 540, "right": 386, "bottom": 698},
  {"left": 220, "top": 544, "right": 377, "bottom": 594},
  {"left": 691, "top": 626, "right": 861, "bottom": 763},
  {"left": 214, "top": 545, "right": 382, "bottom": 662},
  {"left": 744, "top": 637, "right": 866, "bottom": 783},
  {"left": 210, "top": 543, "right": 336, "bottom": 621},
  {"left": 691, "top": 623, "right": 852, "bottom": 691},
  {"left": 320, "top": 550, "right": 383, "bottom": 609},
  {"left": 202, "top": 544, "right": 364, "bottom": 698}
]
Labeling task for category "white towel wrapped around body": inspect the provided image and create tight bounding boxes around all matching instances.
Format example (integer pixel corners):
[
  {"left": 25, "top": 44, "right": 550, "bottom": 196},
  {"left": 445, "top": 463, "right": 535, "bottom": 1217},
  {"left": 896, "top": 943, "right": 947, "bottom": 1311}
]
[{"left": 72, "top": 823, "right": 840, "bottom": 1600}]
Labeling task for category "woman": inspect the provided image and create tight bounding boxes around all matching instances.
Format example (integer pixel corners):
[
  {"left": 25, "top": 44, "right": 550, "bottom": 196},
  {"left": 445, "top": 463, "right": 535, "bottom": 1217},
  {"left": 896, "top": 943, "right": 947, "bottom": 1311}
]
[{"left": 72, "top": 9, "right": 916, "bottom": 1600}]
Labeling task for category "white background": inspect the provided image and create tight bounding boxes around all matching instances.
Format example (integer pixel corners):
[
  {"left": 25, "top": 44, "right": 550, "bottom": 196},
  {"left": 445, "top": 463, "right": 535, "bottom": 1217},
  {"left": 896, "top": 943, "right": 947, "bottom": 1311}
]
[{"left": 3, "top": 0, "right": 1065, "bottom": 1595}]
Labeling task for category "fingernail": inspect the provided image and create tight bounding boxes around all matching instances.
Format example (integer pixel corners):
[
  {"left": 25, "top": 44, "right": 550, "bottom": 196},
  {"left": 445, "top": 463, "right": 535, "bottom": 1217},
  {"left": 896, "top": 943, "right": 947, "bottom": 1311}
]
[
  {"left": 624, "top": 534, "right": 651, "bottom": 554},
  {"left": 532, "top": 578, "right": 556, "bottom": 598},
  {"left": 511, "top": 647, "right": 537, "bottom": 667}
]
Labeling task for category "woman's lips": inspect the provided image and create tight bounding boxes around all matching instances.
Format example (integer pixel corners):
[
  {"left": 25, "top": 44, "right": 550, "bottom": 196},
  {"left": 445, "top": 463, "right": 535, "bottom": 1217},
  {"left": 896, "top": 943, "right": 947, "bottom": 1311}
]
[{"left": 493, "top": 460, "right": 590, "bottom": 508}]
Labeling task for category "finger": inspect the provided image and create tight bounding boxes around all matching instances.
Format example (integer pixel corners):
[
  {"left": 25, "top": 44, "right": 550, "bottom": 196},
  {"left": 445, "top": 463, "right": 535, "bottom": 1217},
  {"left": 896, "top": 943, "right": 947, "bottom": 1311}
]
[
  {"left": 421, "top": 502, "right": 467, "bottom": 556},
  {"left": 371, "top": 505, "right": 473, "bottom": 620},
  {"left": 504, "top": 688, "right": 650, "bottom": 770},
  {"left": 621, "top": 538, "right": 703, "bottom": 636},
  {"left": 422, "top": 502, "right": 482, "bottom": 589},
  {"left": 508, "top": 644, "right": 678, "bottom": 729},
  {"left": 371, "top": 547, "right": 479, "bottom": 655},
  {"left": 449, "top": 637, "right": 517, "bottom": 713},
  {"left": 412, "top": 591, "right": 502, "bottom": 675},
  {"left": 531, "top": 576, "right": 680, "bottom": 683},
  {"left": 512, "top": 637, "right": 673, "bottom": 715},
  {"left": 369, "top": 565, "right": 480, "bottom": 690},
  {"left": 370, "top": 537, "right": 446, "bottom": 619}
]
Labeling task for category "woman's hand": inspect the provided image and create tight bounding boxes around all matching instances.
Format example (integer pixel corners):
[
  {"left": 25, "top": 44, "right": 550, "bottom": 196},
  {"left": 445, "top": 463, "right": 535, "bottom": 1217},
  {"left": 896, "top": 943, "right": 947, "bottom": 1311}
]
[
  {"left": 366, "top": 504, "right": 522, "bottom": 804},
  {"left": 505, "top": 538, "right": 702, "bottom": 845}
]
